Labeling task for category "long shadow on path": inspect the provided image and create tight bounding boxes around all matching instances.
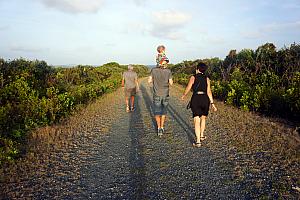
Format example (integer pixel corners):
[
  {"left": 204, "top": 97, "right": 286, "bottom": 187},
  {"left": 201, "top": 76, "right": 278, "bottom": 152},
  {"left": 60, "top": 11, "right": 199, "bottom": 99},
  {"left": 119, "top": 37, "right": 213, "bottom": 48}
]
[
  {"left": 128, "top": 94, "right": 147, "bottom": 199},
  {"left": 140, "top": 83, "right": 194, "bottom": 144},
  {"left": 140, "top": 85, "right": 157, "bottom": 131},
  {"left": 167, "top": 104, "right": 195, "bottom": 144},
  {"left": 128, "top": 83, "right": 242, "bottom": 199}
]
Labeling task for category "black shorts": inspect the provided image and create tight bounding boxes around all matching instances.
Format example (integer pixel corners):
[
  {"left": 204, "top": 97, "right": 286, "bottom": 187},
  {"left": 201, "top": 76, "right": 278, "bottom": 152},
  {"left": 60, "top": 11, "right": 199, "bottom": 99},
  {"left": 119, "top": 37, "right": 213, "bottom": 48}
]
[{"left": 190, "top": 94, "right": 210, "bottom": 117}]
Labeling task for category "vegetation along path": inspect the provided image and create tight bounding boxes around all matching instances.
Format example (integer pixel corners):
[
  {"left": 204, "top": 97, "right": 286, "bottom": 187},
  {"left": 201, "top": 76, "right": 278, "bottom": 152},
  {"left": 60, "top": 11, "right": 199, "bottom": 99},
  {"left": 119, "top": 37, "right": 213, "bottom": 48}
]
[{"left": 1, "top": 79, "right": 299, "bottom": 199}]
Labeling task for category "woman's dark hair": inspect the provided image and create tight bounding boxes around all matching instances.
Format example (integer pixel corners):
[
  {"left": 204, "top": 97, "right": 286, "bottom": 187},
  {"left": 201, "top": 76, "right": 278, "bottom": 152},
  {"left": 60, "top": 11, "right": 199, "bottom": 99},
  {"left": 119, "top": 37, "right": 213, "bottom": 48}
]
[{"left": 196, "top": 62, "right": 208, "bottom": 73}]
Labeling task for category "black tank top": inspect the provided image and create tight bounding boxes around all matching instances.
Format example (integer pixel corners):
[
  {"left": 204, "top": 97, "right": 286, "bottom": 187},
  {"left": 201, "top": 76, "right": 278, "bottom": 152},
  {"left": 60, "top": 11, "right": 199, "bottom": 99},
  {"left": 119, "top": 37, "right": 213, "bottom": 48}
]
[{"left": 192, "top": 73, "right": 207, "bottom": 93}]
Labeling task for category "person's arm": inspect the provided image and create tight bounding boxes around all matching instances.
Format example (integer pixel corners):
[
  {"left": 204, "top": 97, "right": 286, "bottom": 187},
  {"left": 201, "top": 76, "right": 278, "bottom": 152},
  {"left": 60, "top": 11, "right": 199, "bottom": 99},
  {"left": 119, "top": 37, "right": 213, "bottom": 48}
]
[
  {"left": 148, "top": 68, "right": 153, "bottom": 84},
  {"left": 207, "top": 78, "right": 217, "bottom": 111},
  {"left": 135, "top": 74, "right": 139, "bottom": 91},
  {"left": 148, "top": 76, "right": 153, "bottom": 84},
  {"left": 168, "top": 70, "right": 173, "bottom": 86},
  {"left": 181, "top": 76, "right": 195, "bottom": 100},
  {"left": 121, "top": 78, "right": 125, "bottom": 87}
]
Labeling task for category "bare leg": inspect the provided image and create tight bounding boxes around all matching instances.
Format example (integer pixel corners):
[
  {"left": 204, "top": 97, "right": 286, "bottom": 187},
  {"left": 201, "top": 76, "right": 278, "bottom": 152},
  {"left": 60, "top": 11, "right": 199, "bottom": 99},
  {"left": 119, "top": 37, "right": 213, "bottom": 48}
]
[
  {"left": 155, "top": 115, "right": 161, "bottom": 129},
  {"left": 194, "top": 116, "right": 201, "bottom": 143},
  {"left": 200, "top": 116, "right": 206, "bottom": 138},
  {"left": 125, "top": 97, "right": 129, "bottom": 108},
  {"left": 125, "top": 96, "right": 130, "bottom": 112},
  {"left": 130, "top": 96, "right": 135, "bottom": 108},
  {"left": 161, "top": 115, "right": 166, "bottom": 128}
]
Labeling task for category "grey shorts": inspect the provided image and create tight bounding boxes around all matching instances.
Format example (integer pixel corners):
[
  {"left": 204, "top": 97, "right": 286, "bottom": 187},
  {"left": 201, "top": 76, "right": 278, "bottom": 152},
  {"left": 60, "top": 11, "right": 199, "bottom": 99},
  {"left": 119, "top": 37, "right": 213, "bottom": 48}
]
[
  {"left": 153, "top": 95, "right": 170, "bottom": 116},
  {"left": 125, "top": 87, "right": 136, "bottom": 97}
]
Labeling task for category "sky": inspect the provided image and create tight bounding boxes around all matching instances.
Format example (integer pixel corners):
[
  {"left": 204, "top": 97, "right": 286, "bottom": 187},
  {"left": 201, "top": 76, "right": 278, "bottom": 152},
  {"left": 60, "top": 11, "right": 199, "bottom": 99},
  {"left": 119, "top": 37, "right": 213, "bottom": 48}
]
[{"left": 0, "top": 0, "right": 299, "bottom": 65}]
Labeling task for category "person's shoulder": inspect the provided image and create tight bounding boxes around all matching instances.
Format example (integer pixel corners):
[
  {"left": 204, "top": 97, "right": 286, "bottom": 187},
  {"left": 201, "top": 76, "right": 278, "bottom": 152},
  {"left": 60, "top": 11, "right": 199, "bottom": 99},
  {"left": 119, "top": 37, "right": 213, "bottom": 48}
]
[
  {"left": 150, "top": 67, "right": 156, "bottom": 75},
  {"left": 189, "top": 74, "right": 195, "bottom": 80},
  {"left": 165, "top": 68, "right": 172, "bottom": 73},
  {"left": 152, "top": 67, "right": 160, "bottom": 72}
]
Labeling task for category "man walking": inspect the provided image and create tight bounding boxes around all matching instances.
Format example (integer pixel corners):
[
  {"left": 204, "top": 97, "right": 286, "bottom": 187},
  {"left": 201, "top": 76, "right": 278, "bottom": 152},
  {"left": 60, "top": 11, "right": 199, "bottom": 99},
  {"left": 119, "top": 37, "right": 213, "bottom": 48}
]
[
  {"left": 122, "top": 64, "right": 139, "bottom": 112},
  {"left": 148, "top": 45, "right": 173, "bottom": 136}
]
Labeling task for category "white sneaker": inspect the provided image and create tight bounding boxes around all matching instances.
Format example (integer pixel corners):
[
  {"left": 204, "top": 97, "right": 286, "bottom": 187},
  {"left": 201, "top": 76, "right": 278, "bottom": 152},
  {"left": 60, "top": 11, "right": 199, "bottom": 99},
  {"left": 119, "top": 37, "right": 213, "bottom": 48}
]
[{"left": 157, "top": 128, "right": 163, "bottom": 137}]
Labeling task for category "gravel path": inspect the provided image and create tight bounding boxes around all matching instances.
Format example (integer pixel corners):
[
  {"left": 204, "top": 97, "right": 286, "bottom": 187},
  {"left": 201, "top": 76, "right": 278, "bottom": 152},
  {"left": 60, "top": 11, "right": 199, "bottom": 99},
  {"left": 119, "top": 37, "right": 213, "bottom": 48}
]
[{"left": 1, "top": 79, "right": 299, "bottom": 199}]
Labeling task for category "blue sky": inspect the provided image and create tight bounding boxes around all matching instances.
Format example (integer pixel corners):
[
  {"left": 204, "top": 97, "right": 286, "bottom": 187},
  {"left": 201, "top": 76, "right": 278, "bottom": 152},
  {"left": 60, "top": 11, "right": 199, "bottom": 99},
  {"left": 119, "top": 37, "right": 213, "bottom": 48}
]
[{"left": 0, "top": 0, "right": 299, "bottom": 65}]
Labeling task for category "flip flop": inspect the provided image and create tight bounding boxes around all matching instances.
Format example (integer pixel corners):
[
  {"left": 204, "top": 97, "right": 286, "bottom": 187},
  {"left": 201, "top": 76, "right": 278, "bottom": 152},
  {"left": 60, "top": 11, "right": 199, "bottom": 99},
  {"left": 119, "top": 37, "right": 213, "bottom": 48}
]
[{"left": 200, "top": 136, "right": 207, "bottom": 141}]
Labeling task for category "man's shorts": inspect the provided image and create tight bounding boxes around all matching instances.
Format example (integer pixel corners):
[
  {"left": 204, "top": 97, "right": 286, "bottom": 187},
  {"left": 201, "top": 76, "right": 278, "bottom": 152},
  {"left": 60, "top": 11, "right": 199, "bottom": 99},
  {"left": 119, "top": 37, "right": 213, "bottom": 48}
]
[
  {"left": 125, "top": 87, "right": 136, "bottom": 97},
  {"left": 153, "top": 95, "right": 170, "bottom": 115}
]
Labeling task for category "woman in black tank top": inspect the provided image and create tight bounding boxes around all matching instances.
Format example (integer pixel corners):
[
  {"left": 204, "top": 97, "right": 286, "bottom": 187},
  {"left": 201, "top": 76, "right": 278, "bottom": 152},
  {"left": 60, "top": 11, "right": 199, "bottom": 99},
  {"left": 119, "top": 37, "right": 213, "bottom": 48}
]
[{"left": 181, "top": 62, "right": 217, "bottom": 147}]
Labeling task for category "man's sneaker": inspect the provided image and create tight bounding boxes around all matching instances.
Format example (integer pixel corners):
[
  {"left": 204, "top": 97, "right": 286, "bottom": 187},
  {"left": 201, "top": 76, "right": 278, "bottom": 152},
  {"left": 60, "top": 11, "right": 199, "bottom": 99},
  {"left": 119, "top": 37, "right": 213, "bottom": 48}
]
[{"left": 157, "top": 128, "right": 163, "bottom": 137}]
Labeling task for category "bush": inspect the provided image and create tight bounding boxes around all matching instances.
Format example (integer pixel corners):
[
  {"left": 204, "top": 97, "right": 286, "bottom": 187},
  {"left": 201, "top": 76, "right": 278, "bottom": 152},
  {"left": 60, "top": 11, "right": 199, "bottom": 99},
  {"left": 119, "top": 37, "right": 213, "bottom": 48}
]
[
  {"left": 0, "top": 58, "right": 149, "bottom": 165},
  {"left": 171, "top": 42, "right": 300, "bottom": 121}
]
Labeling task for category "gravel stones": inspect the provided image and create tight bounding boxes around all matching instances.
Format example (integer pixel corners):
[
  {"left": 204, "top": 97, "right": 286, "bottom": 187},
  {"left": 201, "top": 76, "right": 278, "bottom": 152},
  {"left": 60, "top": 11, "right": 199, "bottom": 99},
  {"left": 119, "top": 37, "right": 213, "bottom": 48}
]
[{"left": 1, "top": 79, "right": 299, "bottom": 199}]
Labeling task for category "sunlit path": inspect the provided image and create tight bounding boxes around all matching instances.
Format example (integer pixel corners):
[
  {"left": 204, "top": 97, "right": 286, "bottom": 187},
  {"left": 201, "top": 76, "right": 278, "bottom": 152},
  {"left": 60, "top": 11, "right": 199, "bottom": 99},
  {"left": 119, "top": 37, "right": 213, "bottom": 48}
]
[{"left": 1, "top": 79, "right": 299, "bottom": 199}]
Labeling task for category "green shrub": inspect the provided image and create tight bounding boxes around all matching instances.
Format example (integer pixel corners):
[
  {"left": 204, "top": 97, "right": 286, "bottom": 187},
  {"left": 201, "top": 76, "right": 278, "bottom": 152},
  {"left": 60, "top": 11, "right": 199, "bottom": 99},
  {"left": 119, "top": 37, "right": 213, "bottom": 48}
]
[
  {"left": 171, "top": 43, "right": 299, "bottom": 121},
  {"left": 0, "top": 58, "right": 149, "bottom": 165}
]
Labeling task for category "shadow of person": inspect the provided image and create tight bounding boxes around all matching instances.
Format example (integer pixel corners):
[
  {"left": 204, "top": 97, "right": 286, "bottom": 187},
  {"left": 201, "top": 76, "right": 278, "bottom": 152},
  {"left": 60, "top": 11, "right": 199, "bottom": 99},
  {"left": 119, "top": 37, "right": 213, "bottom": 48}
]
[
  {"left": 139, "top": 84, "right": 157, "bottom": 131},
  {"left": 167, "top": 104, "right": 195, "bottom": 144},
  {"left": 128, "top": 94, "right": 146, "bottom": 199},
  {"left": 140, "top": 83, "right": 194, "bottom": 144}
]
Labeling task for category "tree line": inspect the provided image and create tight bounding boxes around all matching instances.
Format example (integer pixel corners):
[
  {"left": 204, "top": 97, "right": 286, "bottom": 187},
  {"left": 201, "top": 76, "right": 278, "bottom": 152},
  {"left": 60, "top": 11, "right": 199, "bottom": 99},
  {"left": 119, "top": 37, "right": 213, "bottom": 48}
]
[
  {"left": 0, "top": 59, "right": 149, "bottom": 165},
  {"left": 170, "top": 42, "right": 299, "bottom": 122},
  {"left": 1, "top": 42, "right": 299, "bottom": 165}
]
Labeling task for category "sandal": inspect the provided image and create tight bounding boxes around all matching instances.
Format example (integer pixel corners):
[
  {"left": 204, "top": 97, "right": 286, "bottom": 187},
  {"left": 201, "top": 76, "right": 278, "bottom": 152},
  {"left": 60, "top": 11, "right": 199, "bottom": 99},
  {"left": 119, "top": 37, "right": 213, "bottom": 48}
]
[
  {"left": 126, "top": 106, "right": 130, "bottom": 112},
  {"left": 193, "top": 142, "right": 201, "bottom": 148},
  {"left": 200, "top": 136, "right": 207, "bottom": 141},
  {"left": 131, "top": 107, "right": 135, "bottom": 111}
]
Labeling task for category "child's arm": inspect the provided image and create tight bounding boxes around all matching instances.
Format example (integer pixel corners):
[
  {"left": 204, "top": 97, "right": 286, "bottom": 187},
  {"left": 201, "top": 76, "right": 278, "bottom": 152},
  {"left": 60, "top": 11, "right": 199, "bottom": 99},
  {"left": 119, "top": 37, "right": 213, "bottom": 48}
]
[{"left": 156, "top": 54, "right": 161, "bottom": 66}]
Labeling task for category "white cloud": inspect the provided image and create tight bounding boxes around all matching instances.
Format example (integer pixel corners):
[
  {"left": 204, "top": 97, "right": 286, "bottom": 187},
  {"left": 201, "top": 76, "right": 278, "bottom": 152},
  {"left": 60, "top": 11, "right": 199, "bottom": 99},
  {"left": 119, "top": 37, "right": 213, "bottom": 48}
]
[
  {"left": 241, "top": 30, "right": 263, "bottom": 39},
  {"left": 151, "top": 31, "right": 184, "bottom": 40},
  {"left": 0, "top": 25, "right": 9, "bottom": 31},
  {"left": 133, "top": 0, "right": 147, "bottom": 6},
  {"left": 150, "top": 10, "right": 191, "bottom": 40},
  {"left": 282, "top": 2, "right": 300, "bottom": 9},
  {"left": 206, "top": 36, "right": 225, "bottom": 44},
  {"left": 10, "top": 45, "right": 49, "bottom": 53},
  {"left": 152, "top": 10, "right": 191, "bottom": 28},
  {"left": 123, "top": 22, "right": 150, "bottom": 35},
  {"left": 40, "top": 0, "right": 105, "bottom": 14},
  {"left": 262, "top": 21, "right": 300, "bottom": 32},
  {"left": 241, "top": 21, "right": 300, "bottom": 39},
  {"left": 105, "top": 43, "right": 116, "bottom": 47}
]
